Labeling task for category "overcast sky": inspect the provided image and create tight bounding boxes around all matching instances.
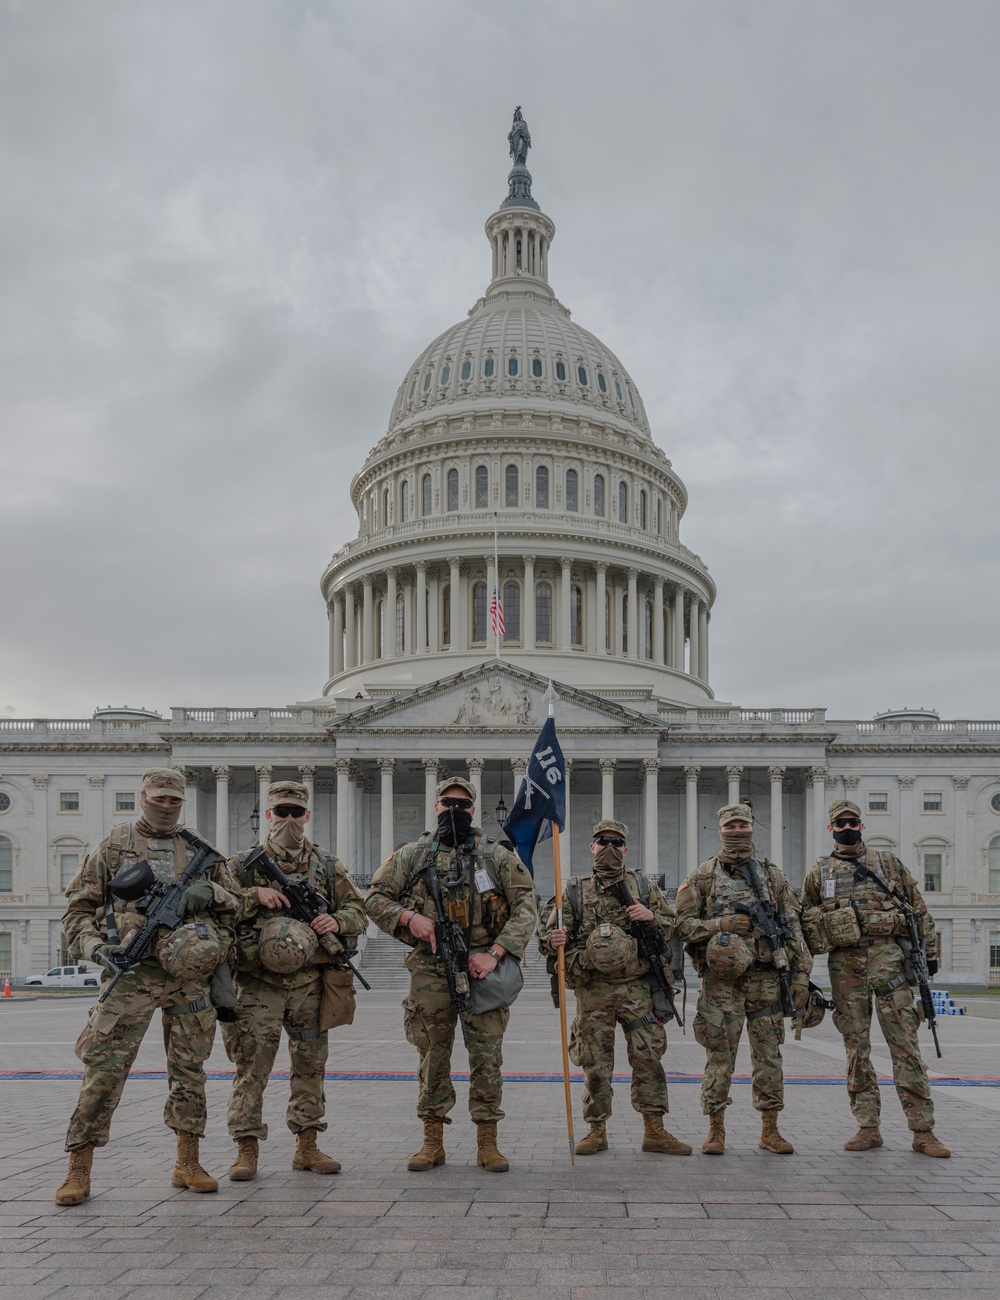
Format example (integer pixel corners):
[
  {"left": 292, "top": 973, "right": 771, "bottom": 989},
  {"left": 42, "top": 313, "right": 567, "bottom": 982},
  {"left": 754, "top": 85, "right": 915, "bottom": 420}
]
[{"left": 2, "top": 1, "right": 998, "bottom": 721}]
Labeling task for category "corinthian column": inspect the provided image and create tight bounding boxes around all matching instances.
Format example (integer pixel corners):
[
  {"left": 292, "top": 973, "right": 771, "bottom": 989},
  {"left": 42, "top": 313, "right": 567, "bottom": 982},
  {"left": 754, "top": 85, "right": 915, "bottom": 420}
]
[
  {"left": 595, "top": 561, "right": 607, "bottom": 653},
  {"left": 685, "top": 764, "right": 700, "bottom": 874},
  {"left": 385, "top": 567, "right": 397, "bottom": 656},
  {"left": 362, "top": 575, "right": 374, "bottom": 664},
  {"left": 688, "top": 597, "right": 700, "bottom": 679},
  {"left": 415, "top": 561, "right": 427, "bottom": 653},
  {"left": 642, "top": 758, "right": 660, "bottom": 876},
  {"left": 344, "top": 586, "right": 357, "bottom": 670},
  {"left": 213, "top": 766, "right": 231, "bottom": 856},
  {"left": 653, "top": 579, "right": 665, "bottom": 664},
  {"left": 335, "top": 759, "right": 351, "bottom": 861},
  {"left": 768, "top": 765, "right": 785, "bottom": 869},
  {"left": 626, "top": 568, "right": 639, "bottom": 660},
  {"left": 523, "top": 555, "right": 535, "bottom": 649},
  {"left": 467, "top": 758, "right": 485, "bottom": 809},
  {"left": 255, "top": 765, "right": 273, "bottom": 845},
  {"left": 422, "top": 758, "right": 440, "bottom": 830},
  {"left": 599, "top": 758, "right": 616, "bottom": 820},
  {"left": 378, "top": 758, "right": 395, "bottom": 862},
  {"left": 672, "top": 585, "right": 685, "bottom": 669},
  {"left": 726, "top": 765, "right": 743, "bottom": 806},
  {"left": 559, "top": 557, "right": 573, "bottom": 651}
]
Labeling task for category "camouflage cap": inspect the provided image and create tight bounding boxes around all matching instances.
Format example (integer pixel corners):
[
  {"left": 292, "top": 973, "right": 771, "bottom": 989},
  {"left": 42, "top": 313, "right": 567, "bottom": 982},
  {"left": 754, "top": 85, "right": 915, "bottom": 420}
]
[
  {"left": 592, "top": 818, "right": 628, "bottom": 840},
  {"left": 828, "top": 798, "right": 862, "bottom": 821},
  {"left": 141, "top": 767, "right": 186, "bottom": 800},
  {"left": 435, "top": 776, "right": 477, "bottom": 802},
  {"left": 267, "top": 780, "right": 309, "bottom": 810},
  {"left": 718, "top": 803, "right": 753, "bottom": 827}
]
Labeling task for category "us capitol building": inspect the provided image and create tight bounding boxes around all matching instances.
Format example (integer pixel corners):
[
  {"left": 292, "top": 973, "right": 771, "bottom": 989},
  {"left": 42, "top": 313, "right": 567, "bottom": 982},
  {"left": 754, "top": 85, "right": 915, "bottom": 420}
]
[{"left": 3, "top": 114, "right": 1000, "bottom": 987}]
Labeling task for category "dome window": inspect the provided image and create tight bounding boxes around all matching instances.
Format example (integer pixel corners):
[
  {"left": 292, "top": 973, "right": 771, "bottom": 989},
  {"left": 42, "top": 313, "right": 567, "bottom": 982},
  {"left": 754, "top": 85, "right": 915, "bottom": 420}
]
[
  {"left": 508, "top": 356, "right": 519, "bottom": 377},
  {"left": 475, "top": 465, "right": 489, "bottom": 509},
  {"left": 461, "top": 360, "right": 472, "bottom": 381},
  {"left": 396, "top": 593, "right": 406, "bottom": 654},
  {"left": 639, "top": 489, "right": 647, "bottom": 530},
  {"left": 535, "top": 465, "right": 549, "bottom": 509},
  {"left": 484, "top": 358, "right": 495, "bottom": 378},
  {"left": 409, "top": 379, "right": 416, "bottom": 399},
  {"left": 503, "top": 581, "right": 521, "bottom": 643},
  {"left": 577, "top": 366, "right": 589, "bottom": 386},
  {"left": 447, "top": 468, "right": 459, "bottom": 513},
  {"left": 614, "top": 379, "right": 623, "bottom": 401},
  {"left": 597, "top": 372, "right": 607, "bottom": 393},
  {"left": 565, "top": 469, "right": 578, "bottom": 512},
  {"left": 423, "top": 371, "right": 432, "bottom": 392},
  {"left": 594, "top": 474, "right": 605, "bottom": 517},
  {"left": 440, "top": 365, "right": 451, "bottom": 385},
  {"left": 472, "top": 582, "right": 488, "bottom": 644},
  {"left": 532, "top": 358, "right": 543, "bottom": 378},
  {"left": 421, "top": 473, "right": 432, "bottom": 517},
  {"left": 628, "top": 387, "right": 635, "bottom": 410},
  {"left": 571, "top": 584, "right": 584, "bottom": 647},
  {"left": 618, "top": 481, "right": 628, "bottom": 524},
  {"left": 535, "top": 582, "right": 553, "bottom": 645},
  {"left": 555, "top": 361, "right": 566, "bottom": 381},
  {"left": 505, "top": 464, "right": 519, "bottom": 507},
  {"left": 400, "top": 480, "right": 409, "bottom": 523}
]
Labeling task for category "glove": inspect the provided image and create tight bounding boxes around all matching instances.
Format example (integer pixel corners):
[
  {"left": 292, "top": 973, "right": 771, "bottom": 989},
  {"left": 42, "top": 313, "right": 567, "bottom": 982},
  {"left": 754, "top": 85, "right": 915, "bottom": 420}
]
[
  {"left": 179, "top": 880, "right": 214, "bottom": 916},
  {"left": 791, "top": 977, "right": 810, "bottom": 1011},
  {"left": 926, "top": 959, "right": 938, "bottom": 978},
  {"left": 90, "top": 942, "right": 124, "bottom": 975},
  {"left": 717, "top": 914, "right": 752, "bottom": 936}
]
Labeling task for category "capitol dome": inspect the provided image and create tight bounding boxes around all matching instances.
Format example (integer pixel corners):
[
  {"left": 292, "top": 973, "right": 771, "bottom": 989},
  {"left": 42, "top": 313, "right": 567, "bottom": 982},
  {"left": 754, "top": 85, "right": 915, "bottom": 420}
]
[{"left": 320, "top": 116, "right": 715, "bottom": 706}]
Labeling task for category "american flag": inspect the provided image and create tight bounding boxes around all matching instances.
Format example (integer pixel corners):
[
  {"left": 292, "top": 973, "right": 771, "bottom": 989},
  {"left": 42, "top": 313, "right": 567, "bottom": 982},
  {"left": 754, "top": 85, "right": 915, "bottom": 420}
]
[{"left": 489, "top": 587, "right": 505, "bottom": 638}]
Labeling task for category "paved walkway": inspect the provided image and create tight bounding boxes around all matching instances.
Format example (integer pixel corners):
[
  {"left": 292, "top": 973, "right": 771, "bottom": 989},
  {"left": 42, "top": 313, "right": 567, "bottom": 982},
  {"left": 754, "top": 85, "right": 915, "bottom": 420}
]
[{"left": 2, "top": 988, "right": 999, "bottom": 1298}]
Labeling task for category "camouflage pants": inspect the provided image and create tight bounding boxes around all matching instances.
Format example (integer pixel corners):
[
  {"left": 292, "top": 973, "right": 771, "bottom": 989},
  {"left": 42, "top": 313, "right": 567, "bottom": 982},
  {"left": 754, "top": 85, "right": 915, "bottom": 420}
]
[
  {"left": 66, "top": 960, "right": 217, "bottom": 1151},
  {"left": 403, "top": 963, "right": 509, "bottom": 1123},
  {"left": 693, "top": 968, "right": 785, "bottom": 1115},
  {"left": 221, "top": 969, "right": 328, "bottom": 1140},
  {"left": 569, "top": 977, "right": 668, "bottom": 1122},
  {"left": 829, "top": 942, "right": 934, "bottom": 1131}
]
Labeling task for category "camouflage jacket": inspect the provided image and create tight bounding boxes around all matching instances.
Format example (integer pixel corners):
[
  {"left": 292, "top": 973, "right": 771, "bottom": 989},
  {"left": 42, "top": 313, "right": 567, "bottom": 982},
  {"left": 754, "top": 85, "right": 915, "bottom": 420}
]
[
  {"left": 62, "top": 822, "right": 241, "bottom": 964},
  {"left": 366, "top": 829, "right": 537, "bottom": 964},
  {"left": 675, "top": 855, "right": 812, "bottom": 978},
  {"left": 229, "top": 836, "right": 367, "bottom": 973},
  {"left": 537, "top": 868, "right": 676, "bottom": 987},
  {"left": 800, "top": 845, "right": 937, "bottom": 958}
]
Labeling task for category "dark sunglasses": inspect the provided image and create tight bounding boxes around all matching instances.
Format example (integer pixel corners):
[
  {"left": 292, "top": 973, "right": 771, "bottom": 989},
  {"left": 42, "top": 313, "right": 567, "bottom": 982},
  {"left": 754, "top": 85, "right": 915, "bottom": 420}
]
[
  {"left": 595, "top": 835, "right": 625, "bottom": 847},
  {"left": 441, "top": 797, "right": 474, "bottom": 810},
  {"left": 273, "top": 806, "right": 307, "bottom": 819},
  {"left": 832, "top": 817, "right": 861, "bottom": 829}
]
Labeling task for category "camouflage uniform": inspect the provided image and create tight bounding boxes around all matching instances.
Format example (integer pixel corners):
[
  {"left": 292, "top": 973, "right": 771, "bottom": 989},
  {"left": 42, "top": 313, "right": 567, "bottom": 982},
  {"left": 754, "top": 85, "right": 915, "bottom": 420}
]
[
  {"left": 62, "top": 822, "right": 240, "bottom": 1150},
  {"left": 675, "top": 856, "right": 811, "bottom": 1116},
  {"left": 222, "top": 836, "right": 367, "bottom": 1140},
  {"left": 366, "top": 830, "right": 537, "bottom": 1123},
  {"left": 801, "top": 843, "right": 937, "bottom": 1133},
  {"left": 539, "top": 869, "right": 676, "bottom": 1122}
]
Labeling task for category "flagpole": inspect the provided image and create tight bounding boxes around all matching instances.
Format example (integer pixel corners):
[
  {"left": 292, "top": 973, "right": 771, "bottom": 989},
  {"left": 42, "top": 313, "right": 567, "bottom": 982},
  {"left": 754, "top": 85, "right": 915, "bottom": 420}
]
[
  {"left": 547, "top": 684, "right": 575, "bottom": 1164},
  {"left": 493, "top": 512, "right": 500, "bottom": 660}
]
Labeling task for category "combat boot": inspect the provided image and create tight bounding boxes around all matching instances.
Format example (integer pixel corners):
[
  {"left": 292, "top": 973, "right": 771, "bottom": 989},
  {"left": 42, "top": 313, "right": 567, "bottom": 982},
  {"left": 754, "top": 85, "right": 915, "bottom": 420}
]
[
  {"left": 292, "top": 1128, "right": 341, "bottom": 1174},
  {"left": 759, "top": 1110, "right": 794, "bottom": 1154},
  {"left": 55, "top": 1145, "right": 94, "bottom": 1206},
  {"left": 476, "top": 1120, "right": 510, "bottom": 1172},
  {"left": 844, "top": 1126, "right": 883, "bottom": 1151},
  {"left": 641, "top": 1113, "right": 692, "bottom": 1155},
  {"left": 227, "top": 1137, "right": 259, "bottom": 1181},
  {"left": 912, "top": 1130, "right": 951, "bottom": 1158},
  {"left": 574, "top": 1121, "right": 608, "bottom": 1156},
  {"left": 171, "top": 1133, "right": 219, "bottom": 1192},
  {"left": 407, "top": 1118, "right": 446, "bottom": 1171},
  {"left": 702, "top": 1112, "right": 726, "bottom": 1155}
]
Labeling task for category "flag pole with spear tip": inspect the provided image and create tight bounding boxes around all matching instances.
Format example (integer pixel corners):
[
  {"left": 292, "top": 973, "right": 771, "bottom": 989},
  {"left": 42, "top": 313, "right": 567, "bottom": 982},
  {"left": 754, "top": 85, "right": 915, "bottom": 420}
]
[{"left": 544, "top": 681, "right": 575, "bottom": 1164}]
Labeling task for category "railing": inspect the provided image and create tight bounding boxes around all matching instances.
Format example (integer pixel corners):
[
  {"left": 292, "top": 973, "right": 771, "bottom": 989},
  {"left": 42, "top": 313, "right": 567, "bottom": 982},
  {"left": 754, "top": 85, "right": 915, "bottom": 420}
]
[
  {"left": 988, "top": 970, "right": 1000, "bottom": 988},
  {"left": 0, "top": 720, "right": 35, "bottom": 731}
]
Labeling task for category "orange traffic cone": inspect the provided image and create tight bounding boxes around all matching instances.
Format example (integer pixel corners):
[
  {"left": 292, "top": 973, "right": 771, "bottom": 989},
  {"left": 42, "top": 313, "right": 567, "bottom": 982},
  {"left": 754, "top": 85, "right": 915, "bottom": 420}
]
[{"left": 3, "top": 976, "right": 11, "bottom": 998}]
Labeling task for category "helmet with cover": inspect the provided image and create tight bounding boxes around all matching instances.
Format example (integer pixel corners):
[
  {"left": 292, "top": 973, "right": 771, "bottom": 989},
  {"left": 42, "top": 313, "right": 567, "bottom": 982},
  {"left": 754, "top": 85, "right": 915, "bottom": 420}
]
[
  {"left": 705, "top": 931, "right": 755, "bottom": 978},
  {"left": 258, "top": 915, "right": 318, "bottom": 974},
  {"left": 155, "top": 922, "right": 221, "bottom": 980}
]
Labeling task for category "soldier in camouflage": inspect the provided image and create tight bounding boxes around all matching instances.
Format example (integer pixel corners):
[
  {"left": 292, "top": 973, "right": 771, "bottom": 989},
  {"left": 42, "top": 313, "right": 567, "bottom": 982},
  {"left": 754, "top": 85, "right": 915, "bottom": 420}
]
[
  {"left": 366, "top": 777, "right": 537, "bottom": 1173},
  {"left": 55, "top": 767, "right": 241, "bottom": 1206},
  {"left": 675, "top": 803, "right": 811, "bottom": 1156},
  {"left": 800, "top": 798, "right": 950, "bottom": 1157},
  {"left": 222, "top": 780, "right": 367, "bottom": 1180},
  {"left": 539, "top": 819, "right": 692, "bottom": 1157}
]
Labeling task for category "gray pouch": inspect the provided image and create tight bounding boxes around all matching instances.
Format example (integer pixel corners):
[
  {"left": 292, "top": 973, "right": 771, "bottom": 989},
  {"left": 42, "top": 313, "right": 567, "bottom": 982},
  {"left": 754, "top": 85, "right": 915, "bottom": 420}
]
[{"left": 468, "top": 948, "right": 525, "bottom": 1014}]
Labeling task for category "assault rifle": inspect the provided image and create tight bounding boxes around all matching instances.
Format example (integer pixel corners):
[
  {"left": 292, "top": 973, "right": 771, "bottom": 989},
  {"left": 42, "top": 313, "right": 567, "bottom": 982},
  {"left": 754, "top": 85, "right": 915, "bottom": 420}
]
[
  {"left": 421, "top": 861, "right": 470, "bottom": 1048},
  {"left": 733, "top": 859, "right": 796, "bottom": 1017},
  {"left": 605, "top": 878, "right": 682, "bottom": 1028},
  {"left": 243, "top": 845, "right": 371, "bottom": 991},
  {"left": 99, "top": 827, "right": 222, "bottom": 1004}
]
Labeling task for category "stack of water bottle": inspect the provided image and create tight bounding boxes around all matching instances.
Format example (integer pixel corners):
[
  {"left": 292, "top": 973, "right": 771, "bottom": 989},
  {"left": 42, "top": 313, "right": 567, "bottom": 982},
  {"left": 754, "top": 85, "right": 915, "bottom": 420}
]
[{"left": 930, "top": 988, "right": 965, "bottom": 1016}]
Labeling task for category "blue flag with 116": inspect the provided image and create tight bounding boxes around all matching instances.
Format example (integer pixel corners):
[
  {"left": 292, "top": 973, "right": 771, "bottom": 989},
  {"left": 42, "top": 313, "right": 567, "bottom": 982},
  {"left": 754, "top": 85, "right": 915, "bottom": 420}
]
[{"left": 501, "top": 715, "right": 566, "bottom": 876}]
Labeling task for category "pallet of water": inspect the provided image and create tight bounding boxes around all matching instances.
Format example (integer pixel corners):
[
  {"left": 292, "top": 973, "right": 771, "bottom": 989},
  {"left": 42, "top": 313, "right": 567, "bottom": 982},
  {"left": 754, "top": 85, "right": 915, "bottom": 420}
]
[{"left": 930, "top": 988, "right": 965, "bottom": 1015}]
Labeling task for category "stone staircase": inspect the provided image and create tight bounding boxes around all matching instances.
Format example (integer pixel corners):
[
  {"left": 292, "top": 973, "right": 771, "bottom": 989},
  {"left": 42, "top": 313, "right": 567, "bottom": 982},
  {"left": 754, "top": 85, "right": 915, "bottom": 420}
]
[{"left": 357, "top": 929, "right": 552, "bottom": 993}]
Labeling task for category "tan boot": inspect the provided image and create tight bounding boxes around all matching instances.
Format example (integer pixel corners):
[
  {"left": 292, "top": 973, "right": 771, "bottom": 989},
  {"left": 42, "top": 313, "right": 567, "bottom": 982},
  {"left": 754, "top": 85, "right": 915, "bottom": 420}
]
[
  {"left": 55, "top": 1145, "right": 94, "bottom": 1206},
  {"left": 702, "top": 1112, "right": 726, "bottom": 1155},
  {"left": 759, "top": 1110, "right": 794, "bottom": 1155},
  {"left": 641, "top": 1113, "right": 692, "bottom": 1155},
  {"left": 574, "top": 1121, "right": 608, "bottom": 1156},
  {"left": 407, "top": 1118, "right": 446, "bottom": 1171},
  {"left": 171, "top": 1133, "right": 219, "bottom": 1193},
  {"left": 292, "top": 1128, "right": 341, "bottom": 1174},
  {"left": 476, "top": 1120, "right": 510, "bottom": 1172},
  {"left": 844, "top": 1126, "right": 883, "bottom": 1151},
  {"left": 913, "top": 1130, "right": 951, "bottom": 1159},
  {"left": 227, "top": 1137, "right": 259, "bottom": 1181}
]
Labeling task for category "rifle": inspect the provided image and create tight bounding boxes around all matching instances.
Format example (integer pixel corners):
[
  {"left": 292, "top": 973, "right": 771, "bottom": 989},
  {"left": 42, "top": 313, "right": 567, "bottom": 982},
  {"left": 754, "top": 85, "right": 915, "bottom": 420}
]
[
  {"left": 243, "top": 845, "right": 371, "bottom": 991},
  {"left": 852, "top": 861, "right": 942, "bottom": 1058},
  {"left": 421, "top": 860, "right": 471, "bottom": 1048},
  {"left": 605, "top": 878, "right": 682, "bottom": 1028},
  {"left": 99, "top": 828, "right": 222, "bottom": 1005},
  {"left": 733, "top": 859, "right": 796, "bottom": 1017}
]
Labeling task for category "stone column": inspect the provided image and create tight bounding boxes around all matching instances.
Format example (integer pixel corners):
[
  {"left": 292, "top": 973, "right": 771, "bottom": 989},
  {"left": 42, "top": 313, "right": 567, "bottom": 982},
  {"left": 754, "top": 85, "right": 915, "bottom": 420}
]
[
  {"left": 896, "top": 775, "right": 915, "bottom": 864},
  {"left": 330, "top": 596, "right": 344, "bottom": 678},
  {"left": 726, "top": 765, "right": 743, "bottom": 806},
  {"left": 626, "top": 568, "right": 639, "bottom": 660},
  {"left": 594, "top": 560, "right": 607, "bottom": 654},
  {"left": 422, "top": 759, "right": 440, "bottom": 830},
  {"left": 415, "top": 561, "right": 427, "bottom": 654},
  {"left": 467, "top": 758, "right": 485, "bottom": 810},
  {"left": 255, "top": 765, "right": 273, "bottom": 845},
  {"left": 523, "top": 554, "right": 536, "bottom": 649},
  {"left": 563, "top": 757, "right": 573, "bottom": 846},
  {"left": 685, "top": 764, "right": 701, "bottom": 874},
  {"left": 385, "top": 567, "right": 397, "bottom": 656},
  {"left": 559, "top": 556, "right": 573, "bottom": 651},
  {"left": 299, "top": 764, "right": 316, "bottom": 811},
  {"left": 699, "top": 603, "right": 709, "bottom": 680},
  {"left": 768, "top": 765, "right": 785, "bottom": 870},
  {"left": 404, "top": 575, "right": 415, "bottom": 655},
  {"left": 672, "top": 585, "right": 685, "bottom": 669},
  {"left": 688, "top": 597, "right": 700, "bottom": 679},
  {"left": 642, "top": 758, "right": 660, "bottom": 876},
  {"left": 212, "top": 765, "right": 231, "bottom": 856},
  {"left": 952, "top": 776, "right": 972, "bottom": 974},
  {"left": 448, "top": 556, "right": 464, "bottom": 651},
  {"left": 653, "top": 578, "right": 665, "bottom": 664},
  {"left": 600, "top": 758, "right": 616, "bottom": 820},
  {"left": 427, "top": 567, "right": 440, "bottom": 653},
  {"left": 378, "top": 758, "right": 395, "bottom": 862},
  {"left": 344, "top": 585, "right": 357, "bottom": 670},
  {"left": 362, "top": 576, "right": 374, "bottom": 664},
  {"left": 811, "top": 766, "right": 829, "bottom": 860},
  {"left": 335, "top": 759, "right": 351, "bottom": 861},
  {"left": 183, "top": 769, "right": 200, "bottom": 837}
]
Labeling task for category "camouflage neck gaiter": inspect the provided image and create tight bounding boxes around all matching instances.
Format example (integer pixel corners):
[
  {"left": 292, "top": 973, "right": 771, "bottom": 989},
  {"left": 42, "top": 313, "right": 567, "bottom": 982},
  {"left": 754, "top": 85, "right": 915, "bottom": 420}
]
[
  {"left": 268, "top": 818, "right": 307, "bottom": 857},
  {"left": 718, "top": 831, "right": 755, "bottom": 863},
  {"left": 135, "top": 792, "right": 181, "bottom": 838},
  {"left": 593, "top": 844, "right": 625, "bottom": 886},
  {"left": 832, "top": 835, "right": 865, "bottom": 859}
]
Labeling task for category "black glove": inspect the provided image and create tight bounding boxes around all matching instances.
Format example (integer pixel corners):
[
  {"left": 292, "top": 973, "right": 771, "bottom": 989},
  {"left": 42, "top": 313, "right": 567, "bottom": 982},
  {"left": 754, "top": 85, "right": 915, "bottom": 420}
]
[
  {"left": 926, "top": 959, "right": 938, "bottom": 977},
  {"left": 179, "top": 880, "right": 214, "bottom": 916},
  {"left": 90, "top": 942, "right": 124, "bottom": 975}
]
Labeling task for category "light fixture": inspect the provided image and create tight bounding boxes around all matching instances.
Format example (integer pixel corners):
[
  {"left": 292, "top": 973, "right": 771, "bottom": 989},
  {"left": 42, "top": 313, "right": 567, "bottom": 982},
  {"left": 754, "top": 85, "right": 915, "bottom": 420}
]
[
  {"left": 249, "top": 804, "right": 260, "bottom": 835},
  {"left": 494, "top": 765, "right": 508, "bottom": 825}
]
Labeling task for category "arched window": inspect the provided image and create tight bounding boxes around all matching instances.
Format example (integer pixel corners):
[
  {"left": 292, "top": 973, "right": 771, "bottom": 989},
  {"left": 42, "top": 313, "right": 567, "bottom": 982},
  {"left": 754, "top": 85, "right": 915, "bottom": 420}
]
[
  {"left": 375, "top": 600, "right": 383, "bottom": 659},
  {"left": 383, "top": 486, "right": 390, "bottom": 526},
  {"left": 655, "top": 496, "right": 662, "bottom": 535},
  {"left": 484, "top": 357, "right": 495, "bottom": 378},
  {"left": 461, "top": 359, "right": 472, "bottom": 380},
  {"left": 399, "top": 480, "right": 409, "bottom": 523},
  {"left": 535, "top": 465, "right": 549, "bottom": 509},
  {"left": 605, "top": 591, "right": 612, "bottom": 651},
  {"left": 472, "top": 582, "right": 488, "bottom": 643},
  {"left": 395, "top": 593, "right": 406, "bottom": 654},
  {"left": 440, "top": 364, "right": 451, "bottom": 385},
  {"left": 555, "top": 360, "right": 566, "bottom": 381},
  {"left": 618, "top": 481, "right": 628, "bottom": 524},
  {"left": 990, "top": 837, "right": 1000, "bottom": 893},
  {"left": 639, "top": 489, "right": 647, "bottom": 530},
  {"left": 0, "top": 834, "right": 12, "bottom": 891},
  {"left": 475, "top": 465, "right": 489, "bottom": 509},
  {"left": 594, "top": 473, "right": 605, "bottom": 517},
  {"left": 422, "top": 473, "right": 432, "bottom": 517},
  {"left": 565, "top": 468, "right": 578, "bottom": 512},
  {"left": 505, "top": 464, "right": 519, "bottom": 507},
  {"left": 503, "top": 581, "right": 521, "bottom": 643},
  {"left": 447, "top": 468, "right": 459, "bottom": 512},
  {"left": 622, "top": 595, "right": 628, "bottom": 656},
  {"left": 571, "top": 584, "right": 583, "bottom": 647},
  {"left": 535, "top": 581, "right": 553, "bottom": 643},
  {"left": 644, "top": 599, "right": 653, "bottom": 659},
  {"left": 531, "top": 358, "right": 543, "bottom": 378},
  {"left": 441, "top": 584, "right": 451, "bottom": 649},
  {"left": 507, "top": 356, "right": 519, "bottom": 377}
]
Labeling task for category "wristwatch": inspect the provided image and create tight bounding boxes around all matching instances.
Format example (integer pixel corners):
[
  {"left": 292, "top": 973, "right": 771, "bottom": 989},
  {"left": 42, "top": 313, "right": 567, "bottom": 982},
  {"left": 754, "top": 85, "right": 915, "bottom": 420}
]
[{"left": 487, "top": 946, "right": 503, "bottom": 961}]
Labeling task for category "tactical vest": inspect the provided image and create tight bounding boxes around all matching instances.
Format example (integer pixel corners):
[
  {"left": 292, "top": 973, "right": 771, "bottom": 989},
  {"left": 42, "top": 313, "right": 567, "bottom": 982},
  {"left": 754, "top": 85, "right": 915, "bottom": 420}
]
[
  {"left": 686, "top": 856, "right": 788, "bottom": 972},
  {"left": 801, "top": 848, "right": 907, "bottom": 952},
  {"left": 402, "top": 830, "right": 510, "bottom": 944},
  {"left": 231, "top": 844, "right": 346, "bottom": 975}
]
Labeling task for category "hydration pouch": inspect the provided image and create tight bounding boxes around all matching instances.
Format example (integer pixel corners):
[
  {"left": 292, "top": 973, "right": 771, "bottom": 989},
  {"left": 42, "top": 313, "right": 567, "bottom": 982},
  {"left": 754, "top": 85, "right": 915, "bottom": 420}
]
[
  {"left": 825, "top": 904, "right": 863, "bottom": 948},
  {"left": 800, "top": 906, "right": 832, "bottom": 955}
]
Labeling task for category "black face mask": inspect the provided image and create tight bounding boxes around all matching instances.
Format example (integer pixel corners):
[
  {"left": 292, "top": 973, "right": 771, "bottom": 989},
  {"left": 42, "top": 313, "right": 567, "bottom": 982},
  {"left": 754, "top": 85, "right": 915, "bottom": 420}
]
[
  {"left": 833, "top": 828, "right": 863, "bottom": 846},
  {"left": 437, "top": 808, "right": 473, "bottom": 846}
]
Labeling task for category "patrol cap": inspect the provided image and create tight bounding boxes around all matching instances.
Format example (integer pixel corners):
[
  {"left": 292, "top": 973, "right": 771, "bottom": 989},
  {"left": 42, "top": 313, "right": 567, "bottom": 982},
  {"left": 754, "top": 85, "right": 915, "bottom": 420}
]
[
  {"left": 592, "top": 818, "right": 628, "bottom": 840},
  {"left": 718, "top": 803, "right": 753, "bottom": 827},
  {"left": 828, "top": 798, "right": 862, "bottom": 821},
  {"left": 435, "top": 776, "right": 477, "bottom": 802},
  {"left": 267, "top": 780, "right": 309, "bottom": 810},
  {"left": 142, "top": 767, "right": 185, "bottom": 800}
]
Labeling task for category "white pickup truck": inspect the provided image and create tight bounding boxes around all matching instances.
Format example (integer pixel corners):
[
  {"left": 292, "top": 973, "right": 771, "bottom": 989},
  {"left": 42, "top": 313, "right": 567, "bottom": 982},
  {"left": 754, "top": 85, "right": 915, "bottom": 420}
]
[{"left": 24, "top": 964, "right": 100, "bottom": 989}]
